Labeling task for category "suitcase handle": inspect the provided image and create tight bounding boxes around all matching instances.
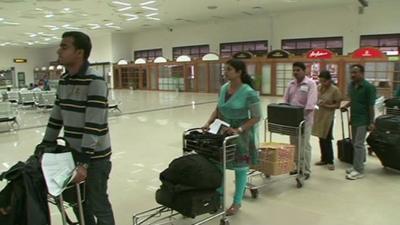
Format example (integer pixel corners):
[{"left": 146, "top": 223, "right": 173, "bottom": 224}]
[{"left": 340, "top": 110, "right": 351, "bottom": 139}]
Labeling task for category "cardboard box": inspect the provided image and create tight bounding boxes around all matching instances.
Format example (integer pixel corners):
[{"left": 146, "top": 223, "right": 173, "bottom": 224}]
[
  {"left": 259, "top": 142, "right": 295, "bottom": 162},
  {"left": 251, "top": 160, "right": 294, "bottom": 176}
]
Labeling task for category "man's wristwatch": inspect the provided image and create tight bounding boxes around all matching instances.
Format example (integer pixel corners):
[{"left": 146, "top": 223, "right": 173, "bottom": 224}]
[
  {"left": 237, "top": 127, "right": 243, "bottom": 133},
  {"left": 78, "top": 162, "right": 89, "bottom": 169}
]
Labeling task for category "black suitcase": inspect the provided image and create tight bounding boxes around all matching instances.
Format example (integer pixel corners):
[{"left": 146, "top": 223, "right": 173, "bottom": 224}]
[
  {"left": 155, "top": 186, "right": 220, "bottom": 218},
  {"left": 337, "top": 110, "right": 354, "bottom": 164},
  {"left": 267, "top": 103, "right": 304, "bottom": 127},
  {"left": 367, "top": 115, "right": 400, "bottom": 170},
  {"left": 384, "top": 98, "right": 400, "bottom": 115}
]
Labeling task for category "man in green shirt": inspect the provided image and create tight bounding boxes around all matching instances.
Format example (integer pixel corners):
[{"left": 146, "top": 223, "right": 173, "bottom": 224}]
[{"left": 341, "top": 64, "right": 376, "bottom": 180}]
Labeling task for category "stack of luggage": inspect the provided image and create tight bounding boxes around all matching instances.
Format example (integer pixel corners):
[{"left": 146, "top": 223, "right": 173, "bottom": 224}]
[
  {"left": 367, "top": 97, "right": 400, "bottom": 170},
  {"left": 155, "top": 154, "right": 222, "bottom": 218}
]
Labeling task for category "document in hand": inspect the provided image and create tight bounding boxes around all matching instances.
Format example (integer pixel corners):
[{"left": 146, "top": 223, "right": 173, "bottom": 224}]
[
  {"left": 208, "top": 118, "right": 230, "bottom": 134},
  {"left": 41, "top": 152, "right": 76, "bottom": 196}
]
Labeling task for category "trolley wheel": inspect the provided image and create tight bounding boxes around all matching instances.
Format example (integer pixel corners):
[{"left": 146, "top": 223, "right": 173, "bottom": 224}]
[
  {"left": 220, "top": 218, "right": 230, "bottom": 225},
  {"left": 250, "top": 189, "right": 259, "bottom": 199},
  {"left": 296, "top": 177, "right": 303, "bottom": 188}
]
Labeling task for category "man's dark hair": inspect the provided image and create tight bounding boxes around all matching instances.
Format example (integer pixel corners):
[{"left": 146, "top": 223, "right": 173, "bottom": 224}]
[
  {"left": 350, "top": 64, "right": 365, "bottom": 73},
  {"left": 318, "top": 70, "right": 332, "bottom": 80},
  {"left": 62, "top": 31, "right": 92, "bottom": 60},
  {"left": 293, "top": 62, "right": 306, "bottom": 71}
]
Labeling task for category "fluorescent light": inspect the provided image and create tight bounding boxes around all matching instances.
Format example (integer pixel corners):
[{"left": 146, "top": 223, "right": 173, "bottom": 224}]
[
  {"left": 141, "top": 6, "right": 158, "bottom": 11},
  {"left": 64, "top": 8, "right": 71, "bottom": 11},
  {"left": 43, "top": 25, "right": 57, "bottom": 28},
  {"left": 147, "top": 17, "right": 160, "bottom": 21},
  {"left": 0, "top": 18, "right": 4, "bottom": 21},
  {"left": 35, "top": 8, "right": 43, "bottom": 11},
  {"left": 118, "top": 6, "right": 132, "bottom": 11},
  {"left": 44, "top": 38, "right": 51, "bottom": 41},
  {"left": 62, "top": 24, "right": 70, "bottom": 27},
  {"left": 140, "top": 1, "right": 155, "bottom": 6},
  {"left": 126, "top": 17, "right": 138, "bottom": 21},
  {"left": 146, "top": 12, "right": 158, "bottom": 17},
  {"left": 112, "top": 1, "right": 131, "bottom": 6},
  {"left": 123, "top": 13, "right": 139, "bottom": 17},
  {"left": 30, "top": 34, "right": 37, "bottom": 37},
  {"left": 50, "top": 27, "right": 59, "bottom": 30},
  {"left": 88, "top": 23, "right": 100, "bottom": 26},
  {"left": 108, "top": 25, "right": 121, "bottom": 29},
  {"left": 45, "top": 14, "right": 54, "bottom": 18},
  {"left": 105, "top": 23, "right": 114, "bottom": 26},
  {"left": 3, "top": 21, "right": 20, "bottom": 25}
]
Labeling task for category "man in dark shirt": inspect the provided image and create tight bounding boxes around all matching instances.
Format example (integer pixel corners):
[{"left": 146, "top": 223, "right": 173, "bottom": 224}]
[{"left": 341, "top": 64, "right": 376, "bottom": 180}]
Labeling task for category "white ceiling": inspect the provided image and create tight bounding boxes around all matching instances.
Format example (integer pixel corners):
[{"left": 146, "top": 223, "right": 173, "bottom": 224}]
[{"left": 0, "top": 0, "right": 384, "bottom": 47}]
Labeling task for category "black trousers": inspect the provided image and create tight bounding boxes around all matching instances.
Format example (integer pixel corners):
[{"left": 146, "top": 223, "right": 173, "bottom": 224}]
[
  {"left": 74, "top": 159, "right": 115, "bottom": 225},
  {"left": 319, "top": 122, "right": 334, "bottom": 164}
]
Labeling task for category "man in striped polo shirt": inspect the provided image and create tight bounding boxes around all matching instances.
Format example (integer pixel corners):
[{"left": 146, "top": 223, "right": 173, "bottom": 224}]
[{"left": 42, "top": 31, "right": 115, "bottom": 225}]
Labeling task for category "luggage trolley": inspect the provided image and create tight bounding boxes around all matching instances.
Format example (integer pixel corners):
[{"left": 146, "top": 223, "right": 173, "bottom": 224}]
[
  {"left": 132, "top": 128, "right": 238, "bottom": 225},
  {"left": 246, "top": 105, "right": 306, "bottom": 198},
  {"left": 48, "top": 182, "right": 86, "bottom": 225}
]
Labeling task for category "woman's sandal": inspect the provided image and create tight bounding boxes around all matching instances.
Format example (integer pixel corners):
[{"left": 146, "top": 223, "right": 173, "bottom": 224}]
[{"left": 225, "top": 204, "right": 241, "bottom": 216}]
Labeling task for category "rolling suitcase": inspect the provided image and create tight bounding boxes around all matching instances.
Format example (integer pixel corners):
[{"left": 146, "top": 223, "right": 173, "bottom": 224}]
[
  {"left": 367, "top": 115, "right": 400, "bottom": 170},
  {"left": 155, "top": 185, "right": 220, "bottom": 218},
  {"left": 337, "top": 110, "right": 354, "bottom": 164}
]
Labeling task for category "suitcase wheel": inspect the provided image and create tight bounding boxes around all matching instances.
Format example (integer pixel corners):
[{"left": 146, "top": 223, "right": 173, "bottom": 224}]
[
  {"left": 250, "top": 189, "right": 259, "bottom": 199},
  {"left": 220, "top": 218, "right": 230, "bottom": 225}
]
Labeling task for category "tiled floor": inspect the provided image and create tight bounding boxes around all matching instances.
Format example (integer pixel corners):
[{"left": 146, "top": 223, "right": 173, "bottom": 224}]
[{"left": 0, "top": 90, "right": 398, "bottom": 225}]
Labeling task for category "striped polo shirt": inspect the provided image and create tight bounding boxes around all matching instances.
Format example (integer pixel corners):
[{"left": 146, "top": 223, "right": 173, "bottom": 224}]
[{"left": 43, "top": 62, "right": 111, "bottom": 163}]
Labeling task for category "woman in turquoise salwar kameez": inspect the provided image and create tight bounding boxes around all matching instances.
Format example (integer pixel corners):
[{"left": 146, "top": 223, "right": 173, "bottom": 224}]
[{"left": 203, "top": 59, "right": 261, "bottom": 216}]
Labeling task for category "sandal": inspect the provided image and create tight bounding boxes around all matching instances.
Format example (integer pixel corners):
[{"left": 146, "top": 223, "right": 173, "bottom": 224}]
[{"left": 225, "top": 204, "right": 241, "bottom": 216}]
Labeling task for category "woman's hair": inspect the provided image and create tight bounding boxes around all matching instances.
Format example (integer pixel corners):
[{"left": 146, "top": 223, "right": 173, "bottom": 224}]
[
  {"left": 318, "top": 70, "right": 332, "bottom": 80},
  {"left": 226, "top": 59, "right": 254, "bottom": 89}
]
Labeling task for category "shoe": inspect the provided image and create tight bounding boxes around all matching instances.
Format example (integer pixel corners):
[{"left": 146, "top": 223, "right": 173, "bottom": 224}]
[
  {"left": 315, "top": 161, "right": 327, "bottom": 166},
  {"left": 327, "top": 164, "right": 335, "bottom": 171},
  {"left": 345, "top": 167, "right": 355, "bottom": 174},
  {"left": 304, "top": 173, "right": 311, "bottom": 180},
  {"left": 225, "top": 204, "right": 241, "bottom": 216},
  {"left": 346, "top": 170, "right": 364, "bottom": 180},
  {"left": 289, "top": 170, "right": 298, "bottom": 175}
]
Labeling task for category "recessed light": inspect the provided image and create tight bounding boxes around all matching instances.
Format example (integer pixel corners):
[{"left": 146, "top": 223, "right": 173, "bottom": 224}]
[
  {"left": 207, "top": 6, "right": 218, "bottom": 10},
  {"left": 118, "top": 6, "right": 132, "bottom": 11},
  {"left": 141, "top": 6, "right": 158, "bottom": 11},
  {"left": 112, "top": 1, "right": 131, "bottom": 6},
  {"left": 140, "top": 1, "right": 155, "bottom": 6}
]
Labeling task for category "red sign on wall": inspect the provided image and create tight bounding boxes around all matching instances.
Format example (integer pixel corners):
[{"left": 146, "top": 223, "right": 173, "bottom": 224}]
[
  {"left": 306, "top": 48, "right": 334, "bottom": 59},
  {"left": 352, "top": 47, "right": 385, "bottom": 58}
]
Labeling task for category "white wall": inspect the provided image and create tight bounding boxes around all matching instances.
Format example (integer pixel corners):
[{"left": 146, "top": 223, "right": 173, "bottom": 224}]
[
  {"left": 89, "top": 33, "right": 112, "bottom": 63},
  {"left": 131, "top": 15, "right": 271, "bottom": 60},
  {"left": 0, "top": 47, "right": 54, "bottom": 86},
  {"left": 130, "top": 1, "right": 400, "bottom": 58},
  {"left": 111, "top": 33, "right": 134, "bottom": 62}
]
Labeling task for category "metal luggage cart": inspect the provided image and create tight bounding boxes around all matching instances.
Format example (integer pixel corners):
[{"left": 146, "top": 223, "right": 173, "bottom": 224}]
[
  {"left": 48, "top": 182, "right": 86, "bottom": 225},
  {"left": 132, "top": 128, "right": 238, "bottom": 225},
  {"left": 246, "top": 117, "right": 306, "bottom": 198}
]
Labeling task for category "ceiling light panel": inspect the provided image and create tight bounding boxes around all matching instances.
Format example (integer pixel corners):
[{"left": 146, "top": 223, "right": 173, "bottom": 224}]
[
  {"left": 140, "top": 1, "right": 155, "bottom": 6},
  {"left": 118, "top": 6, "right": 132, "bottom": 11},
  {"left": 112, "top": 1, "right": 131, "bottom": 6},
  {"left": 141, "top": 6, "right": 158, "bottom": 11}
]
